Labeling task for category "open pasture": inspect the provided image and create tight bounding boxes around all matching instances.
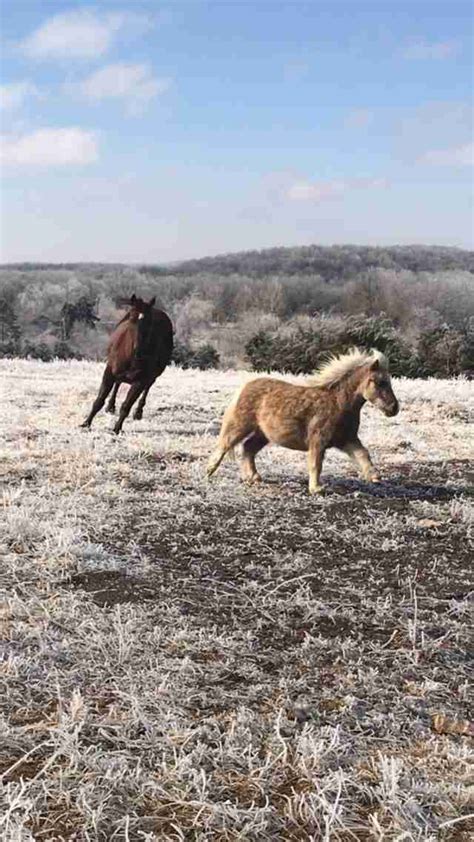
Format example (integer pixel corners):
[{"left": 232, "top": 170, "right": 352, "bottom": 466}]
[{"left": 1, "top": 359, "right": 473, "bottom": 841}]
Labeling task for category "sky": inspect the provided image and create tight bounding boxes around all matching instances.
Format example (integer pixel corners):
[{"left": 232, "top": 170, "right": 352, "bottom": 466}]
[{"left": 0, "top": 0, "right": 473, "bottom": 263}]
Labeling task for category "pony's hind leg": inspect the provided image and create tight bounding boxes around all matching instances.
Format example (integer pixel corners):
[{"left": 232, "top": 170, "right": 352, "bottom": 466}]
[
  {"left": 106, "top": 382, "right": 121, "bottom": 414},
  {"left": 308, "top": 435, "right": 325, "bottom": 494},
  {"left": 207, "top": 415, "right": 253, "bottom": 478},
  {"left": 342, "top": 438, "right": 380, "bottom": 482},
  {"left": 241, "top": 431, "right": 268, "bottom": 483},
  {"left": 81, "top": 366, "right": 115, "bottom": 428}
]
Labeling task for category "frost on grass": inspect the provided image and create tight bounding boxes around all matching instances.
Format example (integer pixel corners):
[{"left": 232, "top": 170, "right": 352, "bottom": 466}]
[{"left": 0, "top": 359, "right": 473, "bottom": 840}]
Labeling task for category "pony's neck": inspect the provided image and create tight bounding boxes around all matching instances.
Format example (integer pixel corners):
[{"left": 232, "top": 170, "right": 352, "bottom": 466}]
[{"left": 336, "top": 369, "right": 367, "bottom": 411}]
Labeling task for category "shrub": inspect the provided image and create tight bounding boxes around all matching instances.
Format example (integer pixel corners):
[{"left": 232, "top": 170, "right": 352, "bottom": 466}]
[
  {"left": 418, "top": 322, "right": 474, "bottom": 377},
  {"left": 0, "top": 340, "right": 20, "bottom": 358},
  {"left": 333, "top": 315, "right": 420, "bottom": 377},
  {"left": 460, "top": 319, "right": 474, "bottom": 374},
  {"left": 22, "top": 342, "right": 55, "bottom": 362},
  {"left": 190, "top": 343, "right": 220, "bottom": 370},
  {"left": 246, "top": 315, "right": 423, "bottom": 377},
  {"left": 19, "top": 341, "right": 82, "bottom": 361},
  {"left": 53, "top": 341, "right": 82, "bottom": 360},
  {"left": 172, "top": 340, "right": 220, "bottom": 370}
]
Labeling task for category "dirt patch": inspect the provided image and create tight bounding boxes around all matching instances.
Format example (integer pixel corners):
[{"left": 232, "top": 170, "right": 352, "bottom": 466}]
[{"left": 67, "top": 570, "right": 160, "bottom": 607}]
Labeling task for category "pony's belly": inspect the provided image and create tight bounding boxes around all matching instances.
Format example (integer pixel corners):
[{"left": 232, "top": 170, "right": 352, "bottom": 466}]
[{"left": 260, "top": 420, "right": 308, "bottom": 451}]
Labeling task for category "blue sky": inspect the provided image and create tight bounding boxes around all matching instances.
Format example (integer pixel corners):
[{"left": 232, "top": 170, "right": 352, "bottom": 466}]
[{"left": 0, "top": 0, "right": 472, "bottom": 262}]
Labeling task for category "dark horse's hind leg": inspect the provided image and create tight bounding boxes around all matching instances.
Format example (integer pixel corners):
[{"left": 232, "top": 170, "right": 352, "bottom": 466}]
[
  {"left": 81, "top": 366, "right": 116, "bottom": 428},
  {"left": 106, "top": 382, "right": 121, "bottom": 414},
  {"left": 241, "top": 430, "right": 268, "bottom": 483},
  {"left": 114, "top": 382, "right": 147, "bottom": 434},
  {"left": 133, "top": 384, "right": 153, "bottom": 420}
]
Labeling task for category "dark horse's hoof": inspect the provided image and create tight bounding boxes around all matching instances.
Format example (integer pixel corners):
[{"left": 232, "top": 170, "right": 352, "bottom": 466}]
[
  {"left": 80, "top": 421, "right": 91, "bottom": 429},
  {"left": 133, "top": 411, "right": 143, "bottom": 420},
  {"left": 105, "top": 405, "right": 116, "bottom": 415}
]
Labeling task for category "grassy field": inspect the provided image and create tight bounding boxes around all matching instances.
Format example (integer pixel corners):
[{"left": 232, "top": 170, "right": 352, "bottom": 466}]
[{"left": 1, "top": 359, "right": 473, "bottom": 841}]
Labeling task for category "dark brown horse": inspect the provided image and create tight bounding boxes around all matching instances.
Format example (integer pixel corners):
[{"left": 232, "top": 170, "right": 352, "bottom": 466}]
[{"left": 81, "top": 295, "right": 173, "bottom": 434}]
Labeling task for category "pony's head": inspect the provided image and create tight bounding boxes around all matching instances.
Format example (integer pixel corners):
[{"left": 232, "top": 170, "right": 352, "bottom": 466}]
[
  {"left": 311, "top": 347, "right": 399, "bottom": 417},
  {"left": 360, "top": 354, "right": 399, "bottom": 417}
]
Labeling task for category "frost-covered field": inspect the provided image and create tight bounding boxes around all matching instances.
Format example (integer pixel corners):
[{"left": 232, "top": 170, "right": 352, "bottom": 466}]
[{"left": 1, "top": 359, "right": 473, "bottom": 841}]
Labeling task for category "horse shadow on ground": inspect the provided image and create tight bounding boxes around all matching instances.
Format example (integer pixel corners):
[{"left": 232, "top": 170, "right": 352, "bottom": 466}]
[
  {"left": 326, "top": 477, "right": 468, "bottom": 502},
  {"left": 248, "top": 458, "right": 473, "bottom": 502}
]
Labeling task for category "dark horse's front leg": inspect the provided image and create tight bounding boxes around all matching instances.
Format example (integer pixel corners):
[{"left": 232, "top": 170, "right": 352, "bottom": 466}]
[
  {"left": 133, "top": 384, "right": 153, "bottom": 420},
  {"left": 106, "top": 382, "right": 121, "bottom": 414},
  {"left": 113, "top": 381, "right": 148, "bottom": 434},
  {"left": 81, "top": 366, "right": 115, "bottom": 428}
]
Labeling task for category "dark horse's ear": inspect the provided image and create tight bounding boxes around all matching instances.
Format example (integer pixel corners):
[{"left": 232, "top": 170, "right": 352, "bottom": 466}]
[
  {"left": 369, "top": 358, "right": 380, "bottom": 372},
  {"left": 130, "top": 294, "right": 137, "bottom": 305},
  {"left": 148, "top": 296, "right": 156, "bottom": 307}
]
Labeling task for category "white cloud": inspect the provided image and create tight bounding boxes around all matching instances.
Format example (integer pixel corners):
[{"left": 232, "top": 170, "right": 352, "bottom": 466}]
[
  {"left": 20, "top": 9, "right": 135, "bottom": 60},
  {"left": 71, "top": 63, "right": 171, "bottom": 114},
  {"left": 287, "top": 177, "right": 387, "bottom": 202},
  {"left": 0, "top": 82, "right": 40, "bottom": 111},
  {"left": 0, "top": 128, "right": 99, "bottom": 167},
  {"left": 419, "top": 143, "right": 474, "bottom": 167},
  {"left": 288, "top": 180, "right": 345, "bottom": 201},
  {"left": 401, "top": 39, "right": 459, "bottom": 60}
]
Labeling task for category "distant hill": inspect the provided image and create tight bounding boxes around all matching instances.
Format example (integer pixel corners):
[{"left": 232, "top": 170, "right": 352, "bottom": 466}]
[
  {"left": 3, "top": 244, "right": 473, "bottom": 281},
  {"left": 151, "top": 244, "right": 474, "bottom": 281}
]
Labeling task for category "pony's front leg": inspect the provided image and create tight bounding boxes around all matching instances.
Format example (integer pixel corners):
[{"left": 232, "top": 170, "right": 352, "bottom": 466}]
[
  {"left": 342, "top": 438, "right": 381, "bottom": 482},
  {"left": 308, "top": 437, "right": 325, "bottom": 494}
]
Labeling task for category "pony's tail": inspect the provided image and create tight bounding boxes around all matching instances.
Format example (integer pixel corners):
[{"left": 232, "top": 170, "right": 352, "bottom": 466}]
[
  {"left": 207, "top": 444, "right": 235, "bottom": 477},
  {"left": 207, "top": 385, "right": 244, "bottom": 476}
]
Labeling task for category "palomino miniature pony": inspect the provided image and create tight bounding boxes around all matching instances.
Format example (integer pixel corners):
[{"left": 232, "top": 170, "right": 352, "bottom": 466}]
[
  {"left": 81, "top": 295, "right": 173, "bottom": 434},
  {"left": 207, "top": 348, "right": 399, "bottom": 493}
]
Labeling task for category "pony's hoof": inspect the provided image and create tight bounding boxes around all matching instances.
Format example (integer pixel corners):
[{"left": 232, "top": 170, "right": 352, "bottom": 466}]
[
  {"left": 243, "top": 473, "right": 262, "bottom": 485},
  {"left": 370, "top": 474, "right": 382, "bottom": 483},
  {"left": 309, "top": 485, "right": 324, "bottom": 495}
]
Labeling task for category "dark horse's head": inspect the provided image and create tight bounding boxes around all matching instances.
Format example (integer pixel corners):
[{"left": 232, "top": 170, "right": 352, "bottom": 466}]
[{"left": 121, "top": 294, "right": 157, "bottom": 359}]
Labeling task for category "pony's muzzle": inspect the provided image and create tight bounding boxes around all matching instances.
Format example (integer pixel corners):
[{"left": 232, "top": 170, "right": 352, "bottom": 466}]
[{"left": 384, "top": 399, "right": 399, "bottom": 417}]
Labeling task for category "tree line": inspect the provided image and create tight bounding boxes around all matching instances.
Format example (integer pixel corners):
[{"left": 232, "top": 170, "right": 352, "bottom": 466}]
[{"left": 1, "top": 244, "right": 473, "bottom": 376}]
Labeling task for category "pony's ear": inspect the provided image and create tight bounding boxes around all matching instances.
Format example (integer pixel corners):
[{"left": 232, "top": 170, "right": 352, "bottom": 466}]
[
  {"left": 130, "top": 294, "right": 137, "bottom": 305},
  {"left": 369, "top": 358, "right": 380, "bottom": 372},
  {"left": 148, "top": 296, "right": 156, "bottom": 307}
]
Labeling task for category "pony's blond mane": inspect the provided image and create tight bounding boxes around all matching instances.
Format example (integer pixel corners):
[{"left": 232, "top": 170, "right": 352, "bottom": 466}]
[{"left": 309, "top": 347, "right": 388, "bottom": 388}]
